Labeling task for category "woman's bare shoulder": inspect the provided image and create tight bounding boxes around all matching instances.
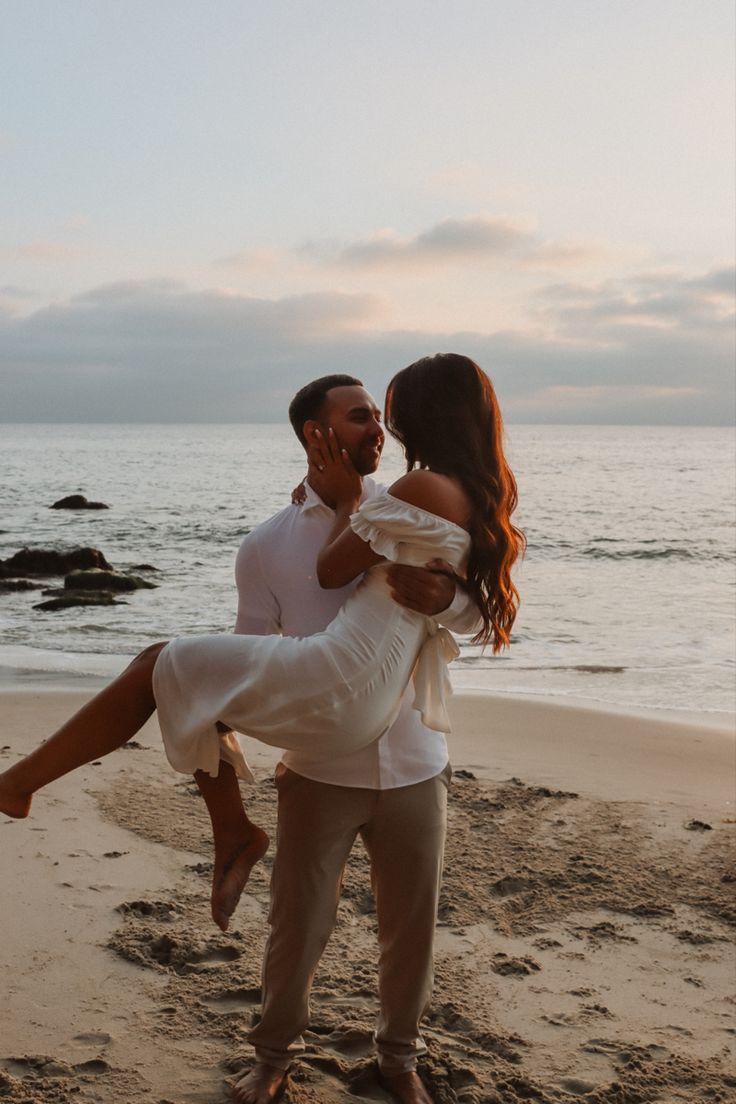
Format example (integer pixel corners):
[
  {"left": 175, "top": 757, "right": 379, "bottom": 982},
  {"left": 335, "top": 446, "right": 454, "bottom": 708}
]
[{"left": 387, "top": 470, "right": 471, "bottom": 529}]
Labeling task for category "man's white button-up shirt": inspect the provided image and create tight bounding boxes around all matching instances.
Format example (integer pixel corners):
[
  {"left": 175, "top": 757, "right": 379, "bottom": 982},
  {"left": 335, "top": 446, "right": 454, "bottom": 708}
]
[{"left": 234, "top": 477, "right": 479, "bottom": 789}]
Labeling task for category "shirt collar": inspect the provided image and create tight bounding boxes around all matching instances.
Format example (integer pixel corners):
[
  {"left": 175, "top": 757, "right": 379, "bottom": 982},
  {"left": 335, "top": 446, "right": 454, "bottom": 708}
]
[{"left": 301, "top": 475, "right": 379, "bottom": 514}]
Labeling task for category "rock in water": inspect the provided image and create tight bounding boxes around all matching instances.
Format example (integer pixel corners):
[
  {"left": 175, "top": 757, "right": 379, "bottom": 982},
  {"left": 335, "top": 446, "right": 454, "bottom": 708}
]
[
  {"left": 64, "top": 569, "right": 157, "bottom": 592},
  {"left": 34, "top": 594, "right": 125, "bottom": 611},
  {"left": 50, "top": 494, "right": 110, "bottom": 510},
  {"left": 0, "top": 547, "right": 113, "bottom": 578}
]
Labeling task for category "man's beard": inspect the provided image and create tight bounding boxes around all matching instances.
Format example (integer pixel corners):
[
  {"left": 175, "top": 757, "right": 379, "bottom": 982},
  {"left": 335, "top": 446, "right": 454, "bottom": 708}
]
[{"left": 352, "top": 442, "right": 383, "bottom": 476}]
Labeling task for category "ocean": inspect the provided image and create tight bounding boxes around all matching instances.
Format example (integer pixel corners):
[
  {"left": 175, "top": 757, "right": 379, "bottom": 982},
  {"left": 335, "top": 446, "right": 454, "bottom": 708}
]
[{"left": 1, "top": 423, "right": 734, "bottom": 716}]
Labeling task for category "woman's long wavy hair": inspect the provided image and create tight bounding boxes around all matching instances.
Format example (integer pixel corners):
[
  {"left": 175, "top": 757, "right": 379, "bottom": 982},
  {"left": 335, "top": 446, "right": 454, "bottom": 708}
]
[{"left": 385, "top": 353, "right": 525, "bottom": 652}]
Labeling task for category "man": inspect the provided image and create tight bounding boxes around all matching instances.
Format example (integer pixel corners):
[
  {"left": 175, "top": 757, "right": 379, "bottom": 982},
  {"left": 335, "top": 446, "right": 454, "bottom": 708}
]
[{"left": 231, "top": 375, "right": 480, "bottom": 1104}]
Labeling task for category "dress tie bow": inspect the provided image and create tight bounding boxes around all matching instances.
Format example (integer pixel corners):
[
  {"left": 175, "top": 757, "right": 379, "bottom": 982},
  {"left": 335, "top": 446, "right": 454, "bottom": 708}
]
[{"left": 412, "top": 622, "right": 460, "bottom": 733}]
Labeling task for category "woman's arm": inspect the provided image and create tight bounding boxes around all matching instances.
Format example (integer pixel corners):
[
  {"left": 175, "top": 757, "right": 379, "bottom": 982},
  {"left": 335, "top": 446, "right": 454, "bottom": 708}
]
[
  {"left": 312, "top": 428, "right": 383, "bottom": 588},
  {"left": 316, "top": 464, "right": 470, "bottom": 590},
  {"left": 317, "top": 520, "right": 384, "bottom": 588}
]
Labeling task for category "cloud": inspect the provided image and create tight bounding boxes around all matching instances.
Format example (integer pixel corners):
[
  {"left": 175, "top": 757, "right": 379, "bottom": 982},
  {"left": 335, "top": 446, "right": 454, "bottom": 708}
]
[
  {"left": 29, "top": 279, "right": 380, "bottom": 339},
  {"left": 0, "top": 280, "right": 383, "bottom": 421},
  {"left": 521, "top": 240, "right": 607, "bottom": 270},
  {"left": 689, "top": 266, "right": 736, "bottom": 295},
  {"left": 0, "top": 268, "right": 732, "bottom": 424},
  {"left": 509, "top": 383, "right": 704, "bottom": 410},
  {"left": 217, "top": 210, "right": 617, "bottom": 278},
  {"left": 221, "top": 214, "right": 610, "bottom": 278},
  {"left": 535, "top": 265, "right": 736, "bottom": 335},
  {"left": 299, "top": 215, "right": 533, "bottom": 268}
]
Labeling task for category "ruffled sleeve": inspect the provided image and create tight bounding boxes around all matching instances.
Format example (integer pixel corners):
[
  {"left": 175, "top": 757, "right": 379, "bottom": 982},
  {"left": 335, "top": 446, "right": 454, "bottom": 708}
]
[{"left": 350, "top": 493, "right": 470, "bottom": 569}]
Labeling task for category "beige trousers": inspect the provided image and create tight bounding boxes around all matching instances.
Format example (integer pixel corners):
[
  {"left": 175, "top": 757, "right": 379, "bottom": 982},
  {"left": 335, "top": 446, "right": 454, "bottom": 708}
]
[{"left": 248, "top": 763, "right": 451, "bottom": 1074}]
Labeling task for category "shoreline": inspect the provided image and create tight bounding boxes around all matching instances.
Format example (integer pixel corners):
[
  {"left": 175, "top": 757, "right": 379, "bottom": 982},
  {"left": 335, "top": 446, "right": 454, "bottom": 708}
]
[
  {"left": 2, "top": 644, "right": 735, "bottom": 718},
  {"left": 2, "top": 679, "right": 732, "bottom": 804},
  {"left": 447, "top": 689, "right": 734, "bottom": 813},
  {"left": 1, "top": 688, "right": 734, "bottom": 1102},
  {"left": 3, "top": 658, "right": 734, "bottom": 719}
]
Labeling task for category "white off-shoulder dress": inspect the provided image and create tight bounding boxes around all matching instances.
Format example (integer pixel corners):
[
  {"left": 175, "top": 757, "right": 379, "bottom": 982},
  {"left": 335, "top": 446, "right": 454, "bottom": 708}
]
[{"left": 152, "top": 493, "right": 471, "bottom": 779}]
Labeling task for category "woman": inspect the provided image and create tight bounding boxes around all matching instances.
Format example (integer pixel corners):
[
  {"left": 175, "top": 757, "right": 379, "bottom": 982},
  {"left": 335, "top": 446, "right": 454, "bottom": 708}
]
[{"left": 0, "top": 354, "right": 523, "bottom": 930}]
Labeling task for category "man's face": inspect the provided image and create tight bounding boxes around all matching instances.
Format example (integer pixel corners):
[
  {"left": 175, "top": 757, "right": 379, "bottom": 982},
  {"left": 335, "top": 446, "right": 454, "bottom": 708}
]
[{"left": 315, "top": 385, "right": 384, "bottom": 476}]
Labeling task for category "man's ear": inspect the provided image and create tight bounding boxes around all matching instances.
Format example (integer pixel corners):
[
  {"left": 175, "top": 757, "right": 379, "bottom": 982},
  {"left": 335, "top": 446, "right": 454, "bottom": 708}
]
[{"left": 303, "top": 420, "right": 321, "bottom": 448}]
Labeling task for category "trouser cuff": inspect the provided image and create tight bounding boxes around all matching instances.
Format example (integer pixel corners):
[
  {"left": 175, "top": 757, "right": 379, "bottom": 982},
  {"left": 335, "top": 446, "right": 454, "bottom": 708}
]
[
  {"left": 376, "top": 1037, "right": 426, "bottom": 1074},
  {"left": 252, "top": 1044, "right": 298, "bottom": 1072}
]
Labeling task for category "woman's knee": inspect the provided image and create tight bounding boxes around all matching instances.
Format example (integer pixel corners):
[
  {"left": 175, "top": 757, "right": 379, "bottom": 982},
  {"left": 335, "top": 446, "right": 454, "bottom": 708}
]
[{"left": 127, "top": 641, "right": 168, "bottom": 673}]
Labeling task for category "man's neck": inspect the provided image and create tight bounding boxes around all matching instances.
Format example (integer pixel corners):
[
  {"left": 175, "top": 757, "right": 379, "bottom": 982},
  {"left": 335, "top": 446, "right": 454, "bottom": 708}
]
[
  {"left": 306, "top": 474, "right": 371, "bottom": 510},
  {"left": 305, "top": 476, "right": 337, "bottom": 510}
]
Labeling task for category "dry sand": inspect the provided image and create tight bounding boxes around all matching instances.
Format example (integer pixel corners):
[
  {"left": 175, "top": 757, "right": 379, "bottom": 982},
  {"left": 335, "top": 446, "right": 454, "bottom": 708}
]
[{"left": 0, "top": 688, "right": 734, "bottom": 1103}]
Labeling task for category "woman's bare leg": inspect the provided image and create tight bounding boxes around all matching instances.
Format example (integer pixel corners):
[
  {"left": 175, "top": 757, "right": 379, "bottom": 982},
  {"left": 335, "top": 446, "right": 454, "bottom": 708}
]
[
  {"left": 0, "top": 640, "right": 269, "bottom": 926},
  {"left": 194, "top": 764, "right": 269, "bottom": 931},
  {"left": 0, "top": 642, "right": 167, "bottom": 818}
]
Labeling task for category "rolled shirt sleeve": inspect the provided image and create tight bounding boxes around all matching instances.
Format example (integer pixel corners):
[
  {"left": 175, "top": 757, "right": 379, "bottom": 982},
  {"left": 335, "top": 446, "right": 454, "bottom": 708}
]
[{"left": 436, "top": 584, "right": 483, "bottom": 637}]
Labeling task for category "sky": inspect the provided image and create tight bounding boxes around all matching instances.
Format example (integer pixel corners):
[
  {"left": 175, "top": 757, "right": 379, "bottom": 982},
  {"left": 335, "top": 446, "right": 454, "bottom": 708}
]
[{"left": 1, "top": 0, "right": 734, "bottom": 424}]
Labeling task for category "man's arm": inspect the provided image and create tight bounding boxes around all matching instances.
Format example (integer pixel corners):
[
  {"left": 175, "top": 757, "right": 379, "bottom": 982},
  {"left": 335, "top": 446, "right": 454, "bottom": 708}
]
[
  {"left": 215, "top": 532, "right": 281, "bottom": 735},
  {"left": 234, "top": 533, "right": 282, "bottom": 636},
  {"left": 386, "top": 561, "right": 484, "bottom": 635}
]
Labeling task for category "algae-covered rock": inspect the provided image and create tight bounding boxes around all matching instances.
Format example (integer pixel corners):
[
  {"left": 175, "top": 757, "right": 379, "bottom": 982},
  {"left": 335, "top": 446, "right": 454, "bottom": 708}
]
[
  {"left": 0, "top": 547, "right": 113, "bottom": 578},
  {"left": 34, "top": 593, "right": 126, "bottom": 611},
  {"left": 64, "top": 569, "right": 157, "bottom": 592},
  {"left": 50, "top": 494, "right": 110, "bottom": 510}
]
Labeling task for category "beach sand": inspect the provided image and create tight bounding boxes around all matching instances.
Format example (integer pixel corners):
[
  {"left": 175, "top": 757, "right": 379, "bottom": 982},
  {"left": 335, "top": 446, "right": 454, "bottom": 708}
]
[{"left": 0, "top": 688, "right": 734, "bottom": 1103}]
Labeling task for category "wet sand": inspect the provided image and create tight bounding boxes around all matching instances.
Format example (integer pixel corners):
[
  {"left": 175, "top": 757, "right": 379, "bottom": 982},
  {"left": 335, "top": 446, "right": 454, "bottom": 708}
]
[{"left": 0, "top": 688, "right": 734, "bottom": 1103}]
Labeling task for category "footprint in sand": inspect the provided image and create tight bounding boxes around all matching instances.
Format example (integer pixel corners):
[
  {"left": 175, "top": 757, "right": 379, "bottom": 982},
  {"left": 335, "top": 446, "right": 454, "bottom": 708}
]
[
  {"left": 191, "top": 944, "right": 242, "bottom": 966},
  {"left": 580, "top": 1003, "right": 615, "bottom": 1020},
  {"left": 116, "top": 898, "right": 183, "bottom": 920},
  {"left": 572, "top": 920, "right": 638, "bottom": 945},
  {"left": 110, "top": 919, "right": 244, "bottom": 974},
  {"left": 146, "top": 933, "right": 242, "bottom": 971},
  {"left": 533, "top": 936, "right": 563, "bottom": 950},
  {"left": 314, "top": 1026, "right": 375, "bottom": 1059},
  {"left": 1, "top": 1053, "right": 110, "bottom": 1078},
  {"left": 202, "top": 986, "right": 261, "bottom": 1013},
  {"left": 73, "top": 1031, "right": 112, "bottom": 1045},
  {"left": 582, "top": 1038, "right": 669, "bottom": 1061},
  {"left": 675, "top": 928, "right": 718, "bottom": 945},
  {"left": 74, "top": 1059, "right": 111, "bottom": 1073},
  {"left": 2, "top": 1056, "right": 74, "bottom": 1078},
  {"left": 491, "top": 952, "right": 542, "bottom": 977},
  {"left": 489, "top": 874, "right": 534, "bottom": 897},
  {"left": 559, "top": 1076, "right": 598, "bottom": 1096}
]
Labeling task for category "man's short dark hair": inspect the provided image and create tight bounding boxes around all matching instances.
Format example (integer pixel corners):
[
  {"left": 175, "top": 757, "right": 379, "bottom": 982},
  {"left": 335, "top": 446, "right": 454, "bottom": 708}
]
[{"left": 288, "top": 374, "right": 363, "bottom": 448}]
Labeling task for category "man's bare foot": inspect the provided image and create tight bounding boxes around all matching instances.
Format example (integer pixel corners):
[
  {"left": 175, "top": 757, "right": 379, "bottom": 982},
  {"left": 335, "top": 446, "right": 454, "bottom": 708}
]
[
  {"left": 0, "top": 776, "right": 32, "bottom": 819},
  {"left": 212, "top": 827, "right": 270, "bottom": 931},
  {"left": 231, "top": 1062, "right": 287, "bottom": 1104},
  {"left": 380, "top": 1070, "right": 434, "bottom": 1104}
]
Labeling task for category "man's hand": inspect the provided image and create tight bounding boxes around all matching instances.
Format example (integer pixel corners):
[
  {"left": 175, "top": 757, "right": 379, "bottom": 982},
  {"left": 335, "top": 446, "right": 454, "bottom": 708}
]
[
  {"left": 291, "top": 477, "right": 307, "bottom": 505},
  {"left": 386, "top": 559, "right": 457, "bottom": 616}
]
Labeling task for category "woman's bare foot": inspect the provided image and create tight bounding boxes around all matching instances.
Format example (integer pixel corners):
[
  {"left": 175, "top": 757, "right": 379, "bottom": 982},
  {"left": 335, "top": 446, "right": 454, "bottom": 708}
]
[
  {"left": 211, "top": 826, "right": 270, "bottom": 931},
  {"left": 232, "top": 1062, "right": 287, "bottom": 1103},
  {"left": 0, "top": 776, "right": 32, "bottom": 819},
  {"left": 380, "top": 1070, "right": 434, "bottom": 1104}
]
